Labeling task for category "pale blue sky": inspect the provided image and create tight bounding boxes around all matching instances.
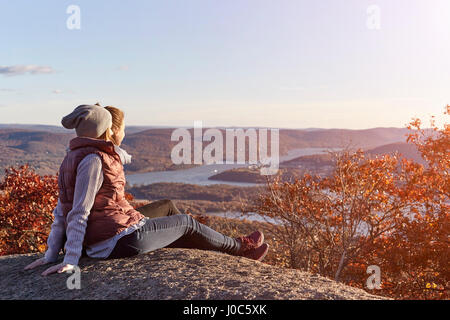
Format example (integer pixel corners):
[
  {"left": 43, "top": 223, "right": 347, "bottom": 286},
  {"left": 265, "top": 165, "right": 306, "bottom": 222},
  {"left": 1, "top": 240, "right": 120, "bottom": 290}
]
[{"left": 0, "top": 0, "right": 449, "bottom": 129}]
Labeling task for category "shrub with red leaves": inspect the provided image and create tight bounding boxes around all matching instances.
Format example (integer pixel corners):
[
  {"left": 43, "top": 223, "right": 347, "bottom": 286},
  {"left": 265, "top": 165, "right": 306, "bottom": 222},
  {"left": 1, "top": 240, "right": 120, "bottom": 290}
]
[{"left": 0, "top": 165, "right": 58, "bottom": 255}]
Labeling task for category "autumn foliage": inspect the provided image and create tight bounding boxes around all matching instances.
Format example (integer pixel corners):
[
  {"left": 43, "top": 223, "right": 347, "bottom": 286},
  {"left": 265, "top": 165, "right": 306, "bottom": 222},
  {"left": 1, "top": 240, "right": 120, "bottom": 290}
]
[
  {"left": 250, "top": 106, "right": 449, "bottom": 299},
  {"left": 0, "top": 165, "right": 139, "bottom": 256},
  {"left": 0, "top": 165, "right": 58, "bottom": 255},
  {"left": 0, "top": 107, "right": 448, "bottom": 300}
]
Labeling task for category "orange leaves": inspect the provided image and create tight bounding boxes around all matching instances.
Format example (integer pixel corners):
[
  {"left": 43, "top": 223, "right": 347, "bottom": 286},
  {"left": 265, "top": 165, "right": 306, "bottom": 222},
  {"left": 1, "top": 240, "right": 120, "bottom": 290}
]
[
  {"left": 0, "top": 165, "right": 58, "bottom": 256},
  {"left": 124, "top": 192, "right": 134, "bottom": 201},
  {"left": 252, "top": 148, "right": 410, "bottom": 280},
  {"left": 251, "top": 107, "right": 449, "bottom": 299}
]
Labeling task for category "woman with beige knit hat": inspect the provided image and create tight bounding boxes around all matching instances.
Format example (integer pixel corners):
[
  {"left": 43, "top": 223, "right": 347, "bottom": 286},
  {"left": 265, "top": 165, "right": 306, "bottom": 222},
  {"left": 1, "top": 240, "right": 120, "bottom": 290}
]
[{"left": 24, "top": 103, "right": 268, "bottom": 275}]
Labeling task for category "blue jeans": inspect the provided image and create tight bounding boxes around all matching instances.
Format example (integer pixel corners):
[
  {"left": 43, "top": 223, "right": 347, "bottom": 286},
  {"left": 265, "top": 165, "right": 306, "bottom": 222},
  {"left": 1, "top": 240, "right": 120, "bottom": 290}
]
[{"left": 108, "top": 214, "right": 242, "bottom": 259}]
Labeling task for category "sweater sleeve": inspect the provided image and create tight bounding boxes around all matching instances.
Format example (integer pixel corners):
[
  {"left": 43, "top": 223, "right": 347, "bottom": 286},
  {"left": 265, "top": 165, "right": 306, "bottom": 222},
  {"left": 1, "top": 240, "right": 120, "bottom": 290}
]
[
  {"left": 62, "top": 154, "right": 104, "bottom": 266},
  {"left": 44, "top": 198, "right": 66, "bottom": 263}
]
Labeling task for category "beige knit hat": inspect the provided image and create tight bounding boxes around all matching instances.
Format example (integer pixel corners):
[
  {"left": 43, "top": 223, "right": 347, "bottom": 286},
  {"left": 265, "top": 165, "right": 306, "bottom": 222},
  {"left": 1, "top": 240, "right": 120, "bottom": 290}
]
[{"left": 61, "top": 104, "right": 113, "bottom": 138}]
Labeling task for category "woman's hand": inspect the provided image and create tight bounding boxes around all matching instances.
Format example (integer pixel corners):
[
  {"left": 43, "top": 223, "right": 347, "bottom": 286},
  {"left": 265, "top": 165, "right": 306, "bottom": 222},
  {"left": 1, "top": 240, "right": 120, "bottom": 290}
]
[
  {"left": 24, "top": 257, "right": 48, "bottom": 270},
  {"left": 41, "top": 263, "right": 75, "bottom": 276},
  {"left": 24, "top": 258, "right": 75, "bottom": 276}
]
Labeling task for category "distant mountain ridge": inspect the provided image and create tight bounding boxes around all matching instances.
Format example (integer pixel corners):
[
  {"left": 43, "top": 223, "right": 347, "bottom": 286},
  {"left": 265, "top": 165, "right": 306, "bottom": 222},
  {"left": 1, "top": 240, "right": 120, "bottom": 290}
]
[
  {"left": 0, "top": 125, "right": 412, "bottom": 178},
  {"left": 366, "top": 142, "right": 425, "bottom": 164},
  {"left": 281, "top": 142, "right": 423, "bottom": 168},
  {"left": 209, "top": 142, "right": 424, "bottom": 184}
]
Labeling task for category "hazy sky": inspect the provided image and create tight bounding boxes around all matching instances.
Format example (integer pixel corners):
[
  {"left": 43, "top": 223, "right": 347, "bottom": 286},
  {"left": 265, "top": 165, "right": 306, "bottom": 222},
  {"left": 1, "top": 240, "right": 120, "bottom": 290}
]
[{"left": 1, "top": 0, "right": 449, "bottom": 129}]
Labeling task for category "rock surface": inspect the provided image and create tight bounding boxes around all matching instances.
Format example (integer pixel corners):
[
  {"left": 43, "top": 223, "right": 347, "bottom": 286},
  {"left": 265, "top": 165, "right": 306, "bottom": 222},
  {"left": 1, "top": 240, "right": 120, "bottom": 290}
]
[{"left": 0, "top": 248, "right": 386, "bottom": 300}]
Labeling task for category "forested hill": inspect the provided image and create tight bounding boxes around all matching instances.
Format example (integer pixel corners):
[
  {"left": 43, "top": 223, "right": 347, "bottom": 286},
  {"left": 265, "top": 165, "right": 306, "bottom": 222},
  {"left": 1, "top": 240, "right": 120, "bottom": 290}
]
[{"left": 0, "top": 125, "right": 410, "bottom": 178}]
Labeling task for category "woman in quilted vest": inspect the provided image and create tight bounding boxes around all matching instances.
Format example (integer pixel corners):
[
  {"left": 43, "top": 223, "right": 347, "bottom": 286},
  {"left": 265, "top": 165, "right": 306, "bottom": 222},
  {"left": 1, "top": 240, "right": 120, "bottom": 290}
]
[{"left": 24, "top": 104, "right": 269, "bottom": 276}]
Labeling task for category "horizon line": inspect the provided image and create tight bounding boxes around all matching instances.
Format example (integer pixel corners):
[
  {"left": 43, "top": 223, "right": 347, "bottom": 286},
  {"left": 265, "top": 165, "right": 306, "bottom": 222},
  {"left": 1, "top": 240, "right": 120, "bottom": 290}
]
[{"left": 0, "top": 123, "right": 412, "bottom": 131}]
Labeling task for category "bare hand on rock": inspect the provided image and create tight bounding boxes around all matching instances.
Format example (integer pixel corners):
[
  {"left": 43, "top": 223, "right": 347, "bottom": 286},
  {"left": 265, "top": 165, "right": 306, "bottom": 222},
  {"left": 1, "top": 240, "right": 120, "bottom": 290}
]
[{"left": 24, "top": 257, "right": 48, "bottom": 270}]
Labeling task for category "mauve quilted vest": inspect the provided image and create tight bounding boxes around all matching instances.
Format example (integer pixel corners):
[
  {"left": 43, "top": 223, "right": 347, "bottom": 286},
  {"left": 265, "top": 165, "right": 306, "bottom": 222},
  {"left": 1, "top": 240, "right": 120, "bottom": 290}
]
[{"left": 58, "top": 137, "right": 144, "bottom": 246}]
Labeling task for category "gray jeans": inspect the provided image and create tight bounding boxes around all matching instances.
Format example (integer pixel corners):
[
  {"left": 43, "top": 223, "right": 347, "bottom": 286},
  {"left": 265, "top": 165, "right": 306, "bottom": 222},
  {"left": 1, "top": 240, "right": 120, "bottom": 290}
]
[{"left": 107, "top": 200, "right": 241, "bottom": 259}]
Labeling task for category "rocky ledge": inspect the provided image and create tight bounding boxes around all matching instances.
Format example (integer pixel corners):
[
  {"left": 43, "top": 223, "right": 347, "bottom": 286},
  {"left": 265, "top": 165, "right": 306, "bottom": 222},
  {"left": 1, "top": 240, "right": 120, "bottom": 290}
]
[{"left": 0, "top": 248, "right": 386, "bottom": 300}]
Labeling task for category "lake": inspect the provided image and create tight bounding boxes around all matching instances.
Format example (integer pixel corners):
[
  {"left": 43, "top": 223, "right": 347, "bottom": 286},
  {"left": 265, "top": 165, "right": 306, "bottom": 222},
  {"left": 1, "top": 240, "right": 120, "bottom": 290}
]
[
  {"left": 126, "top": 147, "right": 337, "bottom": 187},
  {"left": 208, "top": 211, "right": 284, "bottom": 225}
]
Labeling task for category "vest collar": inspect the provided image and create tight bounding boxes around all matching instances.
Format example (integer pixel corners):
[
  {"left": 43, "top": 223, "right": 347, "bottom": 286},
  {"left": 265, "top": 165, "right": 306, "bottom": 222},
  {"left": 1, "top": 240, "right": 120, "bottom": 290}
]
[{"left": 69, "top": 137, "right": 116, "bottom": 154}]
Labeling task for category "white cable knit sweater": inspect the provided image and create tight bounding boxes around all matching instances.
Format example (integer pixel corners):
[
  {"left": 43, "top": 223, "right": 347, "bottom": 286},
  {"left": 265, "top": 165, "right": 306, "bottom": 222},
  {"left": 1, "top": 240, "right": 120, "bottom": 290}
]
[{"left": 44, "top": 145, "right": 147, "bottom": 266}]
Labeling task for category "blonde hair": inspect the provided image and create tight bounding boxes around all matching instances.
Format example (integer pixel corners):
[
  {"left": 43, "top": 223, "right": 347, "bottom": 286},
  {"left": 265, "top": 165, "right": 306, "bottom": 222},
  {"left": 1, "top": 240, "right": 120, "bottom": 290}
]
[{"left": 95, "top": 103, "right": 124, "bottom": 146}]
